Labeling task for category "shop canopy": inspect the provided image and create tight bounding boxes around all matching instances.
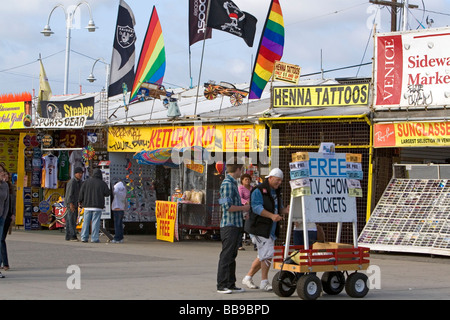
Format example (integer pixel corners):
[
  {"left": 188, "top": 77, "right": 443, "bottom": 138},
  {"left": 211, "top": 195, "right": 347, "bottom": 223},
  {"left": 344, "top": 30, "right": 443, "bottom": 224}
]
[{"left": 133, "top": 146, "right": 210, "bottom": 168}]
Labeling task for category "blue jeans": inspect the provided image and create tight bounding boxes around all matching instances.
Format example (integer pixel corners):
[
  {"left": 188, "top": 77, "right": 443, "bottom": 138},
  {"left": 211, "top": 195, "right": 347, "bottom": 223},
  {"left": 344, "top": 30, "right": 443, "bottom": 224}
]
[
  {"left": 293, "top": 230, "right": 317, "bottom": 247},
  {"left": 113, "top": 210, "right": 124, "bottom": 241},
  {"left": 81, "top": 210, "right": 102, "bottom": 242}
]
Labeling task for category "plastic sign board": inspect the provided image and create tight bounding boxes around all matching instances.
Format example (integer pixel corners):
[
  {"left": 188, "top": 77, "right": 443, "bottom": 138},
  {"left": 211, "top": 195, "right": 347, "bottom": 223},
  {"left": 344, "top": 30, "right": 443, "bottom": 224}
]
[
  {"left": 374, "top": 121, "right": 450, "bottom": 147},
  {"left": 273, "top": 84, "right": 369, "bottom": 107},
  {"left": 292, "top": 152, "right": 357, "bottom": 223},
  {"left": 155, "top": 201, "right": 178, "bottom": 242},
  {"left": 374, "top": 27, "right": 450, "bottom": 109},
  {"left": 273, "top": 61, "right": 301, "bottom": 84},
  {"left": 107, "top": 124, "right": 266, "bottom": 152}
]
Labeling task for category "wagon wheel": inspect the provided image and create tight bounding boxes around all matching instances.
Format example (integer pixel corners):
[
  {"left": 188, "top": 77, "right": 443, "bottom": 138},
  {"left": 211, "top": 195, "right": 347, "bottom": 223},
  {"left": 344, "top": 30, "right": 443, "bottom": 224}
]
[
  {"left": 230, "top": 93, "right": 243, "bottom": 106},
  {"left": 272, "top": 271, "right": 297, "bottom": 297},
  {"left": 204, "top": 85, "right": 217, "bottom": 100},
  {"left": 321, "top": 271, "right": 345, "bottom": 295},
  {"left": 296, "top": 273, "right": 322, "bottom": 300},
  {"left": 345, "top": 272, "right": 369, "bottom": 298}
]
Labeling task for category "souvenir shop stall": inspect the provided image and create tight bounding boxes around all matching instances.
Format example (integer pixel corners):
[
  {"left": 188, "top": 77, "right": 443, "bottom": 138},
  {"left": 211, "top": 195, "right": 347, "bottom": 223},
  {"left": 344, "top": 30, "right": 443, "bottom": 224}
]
[
  {"left": 107, "top": 123, "right": 266, "bottom": 239},
  {"left": 0, "top": 93, "right": 33, "bottom": 228},
  {"left": 18, "top": 126, "right": 108, "bottom": 230},
  {"left": 14, "top": 95, "right": 109, "bottom": 229}
]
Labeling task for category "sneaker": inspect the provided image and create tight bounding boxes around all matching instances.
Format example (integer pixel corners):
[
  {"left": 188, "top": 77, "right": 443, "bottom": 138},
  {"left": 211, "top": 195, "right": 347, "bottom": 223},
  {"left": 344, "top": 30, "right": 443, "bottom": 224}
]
[
  {"left": 260, "top": 281, "right": 272, "bottom": 292},
  {"left": 111, "top": 239, "right": 124, "bottom": 243},
  {"left": 229, "top": 286, "right": 245, "bottom": 292},
  {"left": 242, "top": 277, "right": 259, "bottom": 289},
  {"left": 217, "top": 288, "right": 232, "bottom": 294},
  {"left": 0, "top": 272, "right": 4, "bottom": 279}
]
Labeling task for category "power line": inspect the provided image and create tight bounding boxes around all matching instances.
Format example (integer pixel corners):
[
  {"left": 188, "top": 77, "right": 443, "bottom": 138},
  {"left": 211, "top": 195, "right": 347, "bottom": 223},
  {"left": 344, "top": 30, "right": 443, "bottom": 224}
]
[
  {"left": 0, "top": 50, "right": 65, "bottom": 74},
  {"left": 301, "top": 62, "right": 372, "bottom": 78}
]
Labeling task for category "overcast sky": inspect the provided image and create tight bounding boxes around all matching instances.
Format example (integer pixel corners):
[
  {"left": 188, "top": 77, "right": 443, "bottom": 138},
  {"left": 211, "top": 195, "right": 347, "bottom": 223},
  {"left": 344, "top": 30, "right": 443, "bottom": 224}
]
[{"left": 1, "top": 0, "right": 449, "bottom": 96}]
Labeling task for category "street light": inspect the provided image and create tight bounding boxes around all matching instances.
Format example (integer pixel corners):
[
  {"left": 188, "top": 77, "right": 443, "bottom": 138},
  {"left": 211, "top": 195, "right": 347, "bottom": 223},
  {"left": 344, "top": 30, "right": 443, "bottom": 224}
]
[
  {"left": 41, "top": 1, "right": 97, "bottom": 95},
  {"left": 87, "top": 58, "right": 110, "bottom": 91}
]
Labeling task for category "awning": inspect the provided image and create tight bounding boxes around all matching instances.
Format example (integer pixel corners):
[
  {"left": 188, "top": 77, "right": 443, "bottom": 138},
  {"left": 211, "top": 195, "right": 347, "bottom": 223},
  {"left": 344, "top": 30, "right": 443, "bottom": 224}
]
[
  {"left": 133, "top": 148, "right": 178, "bottom": 168},
  {"left": 133, "top": 146, "right": 210, "bottom": 167}
]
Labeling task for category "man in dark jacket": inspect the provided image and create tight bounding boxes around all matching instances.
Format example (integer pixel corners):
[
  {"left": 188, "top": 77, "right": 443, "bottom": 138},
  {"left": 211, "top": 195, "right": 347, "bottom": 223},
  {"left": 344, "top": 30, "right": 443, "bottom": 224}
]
[
  {"left": 79, "top": 168, "right": 111, "bottom": 243},
  {"left": 64, "top": 167, "right": 83, "bottom": 241},
  {"left": 243, "top": 168, "right": 289, "bottom": 291}
]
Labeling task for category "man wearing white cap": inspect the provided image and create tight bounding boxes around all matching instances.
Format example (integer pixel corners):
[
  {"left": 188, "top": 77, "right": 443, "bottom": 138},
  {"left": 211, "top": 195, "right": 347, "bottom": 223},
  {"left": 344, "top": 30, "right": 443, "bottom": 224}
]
[{"left": 243, "top": 168, "right": 289, "bottom": 291}]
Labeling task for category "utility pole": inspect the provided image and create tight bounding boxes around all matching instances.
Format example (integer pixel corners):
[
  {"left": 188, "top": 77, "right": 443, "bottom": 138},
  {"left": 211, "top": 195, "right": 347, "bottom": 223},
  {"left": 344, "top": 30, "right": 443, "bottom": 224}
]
[{"left": 369, "top": 0, "right": 418, "bottom": 31}]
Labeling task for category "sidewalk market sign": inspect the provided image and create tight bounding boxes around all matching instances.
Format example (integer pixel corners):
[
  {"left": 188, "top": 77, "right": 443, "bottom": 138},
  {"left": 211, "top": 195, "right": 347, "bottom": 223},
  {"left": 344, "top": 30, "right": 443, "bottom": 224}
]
[
  {"left": 272, "top": 84, "right": 369, "bottom": 107},
  {"left": 374, "top": 121, "right": 450, "bottom": 147},
  {"left": 107, "top": 124, "right": 266, "bottom": 152},
  {"left": 374, "top": 27, "right": 450, "bottom": 109},
  {"left": 155, "top": 200, "right": 178, "bottom": 242}
]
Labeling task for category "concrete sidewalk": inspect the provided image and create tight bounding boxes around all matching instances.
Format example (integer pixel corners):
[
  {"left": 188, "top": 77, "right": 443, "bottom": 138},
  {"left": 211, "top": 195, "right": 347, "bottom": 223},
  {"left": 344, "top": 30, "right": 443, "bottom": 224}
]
[{"left": 0, "top": 228, "right": 449, "bottom": 300}]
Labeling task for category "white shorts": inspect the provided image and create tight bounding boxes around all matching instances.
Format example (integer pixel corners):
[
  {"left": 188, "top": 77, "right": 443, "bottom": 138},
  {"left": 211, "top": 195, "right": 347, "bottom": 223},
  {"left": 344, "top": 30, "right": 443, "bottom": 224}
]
[{"left": 251, "top": 235, "right": 275, "bottom": 261}]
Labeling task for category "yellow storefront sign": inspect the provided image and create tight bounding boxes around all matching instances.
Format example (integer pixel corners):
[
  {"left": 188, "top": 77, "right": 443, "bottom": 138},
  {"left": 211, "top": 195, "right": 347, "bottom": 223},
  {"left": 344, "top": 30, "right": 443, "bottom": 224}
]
[
  {"left": 0, "top": 101, "right": 31, "bottom": 129},
  {"left": 107, "top": 124, "right": 266, "bottom": 152},
  {"left": 273, "top": 84, "right": 369, "bottom": 108},
  {"left": 155, "top": 201, "right": 178, "bottom": 242}
]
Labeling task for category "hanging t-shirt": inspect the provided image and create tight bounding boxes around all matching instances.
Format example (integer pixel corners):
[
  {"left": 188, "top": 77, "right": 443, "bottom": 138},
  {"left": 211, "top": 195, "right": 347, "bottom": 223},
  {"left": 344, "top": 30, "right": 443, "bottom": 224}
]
[
  {"left": 42, "top": 154, "right": 58, "bottom": 189},
  {"left": 69, "top": 150, "right": 84, "bottom": 178},
  {"left": 58, "top": 150, "right": 70, "bottom": 181}
]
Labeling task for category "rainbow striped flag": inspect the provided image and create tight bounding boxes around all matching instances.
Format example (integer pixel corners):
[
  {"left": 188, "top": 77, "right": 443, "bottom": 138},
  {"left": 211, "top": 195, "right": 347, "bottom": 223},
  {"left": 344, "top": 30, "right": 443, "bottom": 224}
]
[
  {"left": 130, "top": 6, "right": 166, "bottom": 102},
  {"left": 249, "top": 0, "right": 284, "bottom": 99}
]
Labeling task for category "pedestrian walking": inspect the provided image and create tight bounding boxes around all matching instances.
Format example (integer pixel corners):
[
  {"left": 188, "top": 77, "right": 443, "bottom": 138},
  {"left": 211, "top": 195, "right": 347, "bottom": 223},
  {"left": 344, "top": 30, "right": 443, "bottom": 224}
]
[
  {"left": 243, "top": 168, "right": 289, "bottom": 291},
  {"left": 0, "top": 164, "right": 10, "bottom": 278},
  {"left": 1, "top": 169, "right": 15, "bottom": 271},
  {"left": 238, "top": 173, "right": 252, "bottom": 250},
  {"left": 78, "top": 168, "right": 111, "bottom": 243},
  {"left": 64, "top": 167, "right": 83, "bottom": 241},
  {"left": 216, "top": 158, "right": 250, "bottom": 294},
  {"left": 111, "top": 181, "right": 127, "bottom": 243}
]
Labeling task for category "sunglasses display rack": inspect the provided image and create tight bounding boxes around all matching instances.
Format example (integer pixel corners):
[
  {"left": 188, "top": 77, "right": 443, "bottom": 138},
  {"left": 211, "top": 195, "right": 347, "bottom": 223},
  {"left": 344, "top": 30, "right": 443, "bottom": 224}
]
[
  {"left": 109, "top": 153, "right": 157, "bottom": 223},
  {"left": 359, "top": 178, "right": 450, "bottom": 256}
]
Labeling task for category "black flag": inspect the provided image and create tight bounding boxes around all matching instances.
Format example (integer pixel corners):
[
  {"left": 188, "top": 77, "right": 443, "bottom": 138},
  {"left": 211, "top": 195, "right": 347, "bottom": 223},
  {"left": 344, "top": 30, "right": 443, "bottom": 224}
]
[
  {"left": 207, "top": 0, "right": 257, "bottom": 47},
  {"left": 189, "top": 0, "right": 212, "bottom": 46},
  {"left": 108, "top": 0, "right": 136, "bottom": 97}
]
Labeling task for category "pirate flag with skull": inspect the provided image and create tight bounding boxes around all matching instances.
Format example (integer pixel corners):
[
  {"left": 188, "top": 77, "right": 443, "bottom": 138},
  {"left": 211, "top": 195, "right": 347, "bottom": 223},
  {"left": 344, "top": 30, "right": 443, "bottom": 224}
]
[{"left": 207, "top": 0, "right": 257, "bottom": 47}]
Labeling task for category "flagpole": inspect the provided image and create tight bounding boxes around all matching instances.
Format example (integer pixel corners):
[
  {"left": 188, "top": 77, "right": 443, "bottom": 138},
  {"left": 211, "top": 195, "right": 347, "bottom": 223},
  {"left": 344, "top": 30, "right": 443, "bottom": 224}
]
[{"left": 194, "top": 0, "right": 211, "bottom": 116}]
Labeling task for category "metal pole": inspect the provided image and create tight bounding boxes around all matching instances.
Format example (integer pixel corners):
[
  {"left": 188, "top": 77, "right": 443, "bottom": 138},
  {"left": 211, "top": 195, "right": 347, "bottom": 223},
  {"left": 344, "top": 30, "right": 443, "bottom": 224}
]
[
  {"left": 64, "top": 22, "right": 71, "bottom": 95},
  {"left": 402, "top": 0, "right": 409, "bottom": 31}
]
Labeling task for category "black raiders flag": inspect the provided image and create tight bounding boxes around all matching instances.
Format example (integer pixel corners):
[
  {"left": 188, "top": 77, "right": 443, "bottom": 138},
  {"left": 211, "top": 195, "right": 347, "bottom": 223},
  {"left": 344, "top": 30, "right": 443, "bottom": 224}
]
[
  {"left": 108, "top": 0, "right": 136, "bottom": 97},
  {"left": 207, "top": 0, "right": 257, "bottom": 47}
]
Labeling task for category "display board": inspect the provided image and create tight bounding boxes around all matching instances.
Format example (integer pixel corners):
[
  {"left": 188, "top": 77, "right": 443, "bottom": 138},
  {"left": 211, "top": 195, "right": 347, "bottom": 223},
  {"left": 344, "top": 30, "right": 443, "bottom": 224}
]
[
  {"left": 290, "top": 152, "right": 358, "bottom": 223},
  {"left": 109, "top": 153, "right": 157, "bottom": 222},
  {"left": 359, "top": 178, "right": 450, "bottom": 256}
]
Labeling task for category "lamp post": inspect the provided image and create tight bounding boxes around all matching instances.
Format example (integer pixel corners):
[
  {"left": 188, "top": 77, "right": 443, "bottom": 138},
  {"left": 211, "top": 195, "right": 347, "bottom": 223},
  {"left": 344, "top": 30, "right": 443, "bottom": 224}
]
[
  {"left": 41, "top": 1, "right": 97, "bottom": 95},
  {"left": 87, "top": 58, "right": 110, "bottom": 91}
]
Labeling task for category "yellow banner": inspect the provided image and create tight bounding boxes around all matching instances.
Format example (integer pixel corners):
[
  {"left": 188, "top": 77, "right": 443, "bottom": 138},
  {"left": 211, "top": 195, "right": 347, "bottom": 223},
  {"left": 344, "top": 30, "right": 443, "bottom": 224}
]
[
  {"left": 374, "top": 122, "right": 450, "bottom": 148},
  {"left": 0, "top": 101, "right": 32, "bottom": 130},
  {"left": 107, "top": 124, "right": 266, "bottom": 152},
  {"left": 273, "top": 84, "right": 369, "bottom": 107},
  {"left": 155, "top": 201, "right": 178, "bottom": 242}
]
